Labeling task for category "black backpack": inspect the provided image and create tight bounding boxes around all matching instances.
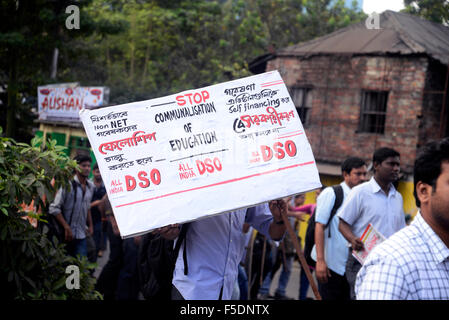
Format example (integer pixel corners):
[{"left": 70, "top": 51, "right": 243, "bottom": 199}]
[
  {"left": 138, "top": 223, "right": 190, "bottom": 300},
  {"left": 303, "top": 185, "right": 343, "bottom": 268}
]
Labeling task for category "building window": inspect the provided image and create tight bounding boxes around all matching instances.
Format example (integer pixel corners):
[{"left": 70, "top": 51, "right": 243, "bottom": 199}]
[
  {"left": 290, "top": 87, "right": 312, "bottom": 125},
  {"left": 359, "top": 90, "right": 389, "bottom": 134}
]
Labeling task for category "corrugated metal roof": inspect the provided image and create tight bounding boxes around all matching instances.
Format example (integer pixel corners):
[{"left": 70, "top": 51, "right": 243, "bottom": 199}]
[{"left": 277, "top": 10, "right": 449, "bottom": 65}]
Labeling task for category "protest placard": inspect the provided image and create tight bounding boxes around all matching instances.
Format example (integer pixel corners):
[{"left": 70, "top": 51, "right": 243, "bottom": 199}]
[{"left": 79, "top": 71, "right": 321, "bottom": 238}]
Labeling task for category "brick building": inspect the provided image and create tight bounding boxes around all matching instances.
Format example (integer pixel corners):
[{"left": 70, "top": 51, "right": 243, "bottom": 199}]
[{"left": 250, "top": 10, "right": 449, "bottom": 215}]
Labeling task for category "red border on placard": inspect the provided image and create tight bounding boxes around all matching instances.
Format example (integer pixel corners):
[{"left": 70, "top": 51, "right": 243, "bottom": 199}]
[
  {"left": 261, "top": 80, "right": 284, "bottom": 87},
  {"left": 115, "top": 160, "right": 315, "bottom": 208},
  {"left": 275, "top": 132, "right": 304, "bottom": 139}
]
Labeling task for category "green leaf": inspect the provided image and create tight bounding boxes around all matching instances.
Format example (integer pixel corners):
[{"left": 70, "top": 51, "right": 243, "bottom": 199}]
[
  {"left": 53, "top": 277, "right": 66, "bottom": 291},
  {"left": 22, "top": 275, "right": 36, "bottom": 289},
  {"left": 35, "top": 181, "right": 45, "bottom": 200}
]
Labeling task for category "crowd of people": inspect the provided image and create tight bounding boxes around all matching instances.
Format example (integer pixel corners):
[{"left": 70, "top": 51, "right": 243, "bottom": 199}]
[{"left": 47, "top": 137, "right": 449, "bottom": 300}]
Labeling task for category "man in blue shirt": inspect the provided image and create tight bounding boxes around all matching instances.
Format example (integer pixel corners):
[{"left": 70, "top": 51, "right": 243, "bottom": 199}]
[
  {"left": 338, "top": 148, "right": 406, "bottom": 299},
  {"left": 313, "top": 157, "right": 367, "bottom": 300},
  {"left": 158, "top": 200, "right": 287, "bottom": 300}
]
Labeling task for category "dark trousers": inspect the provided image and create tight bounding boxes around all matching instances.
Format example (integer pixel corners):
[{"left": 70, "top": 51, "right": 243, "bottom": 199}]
[
  {"left": 96, "top": 222, "right": 140, "bottom": 300},
  {"left": 92, "top": 220, "right": 103, "bottom": 256},
  {"left": 66, "top": 238, "right": 87, "bottom": 258},
  {"left": 116, "top": 238, "right": 140, "bottom": 300},
  {"left": 345, "top": 251, "right": 362, "bottom": 300},
  {"left": 96, "top": 221, "right": 123, "bottom": 300},
  {"left": 238, "top": 265, "right": 249, "bottom": 300},
  {"left": 171, "top": 285, "right": 185, "bottom": 300},
  {"left": 250, "top": 235, "right": 273, "bottom": 299},
  {"left": 318, "top": 269, "right": 350, "bottom": 300},
  {"left": 299, "top": 266, "right": 311, "bottom": 300}
]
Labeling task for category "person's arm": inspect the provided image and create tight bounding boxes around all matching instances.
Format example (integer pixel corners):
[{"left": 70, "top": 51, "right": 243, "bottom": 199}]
[
  {"left": 90, "top": 189, "right": 105, "bottom": 212},
  {"left": 103, "top": 196, "right": 121, "bottom": 236},
  {"left": 313, "top": 189, "right": 333, "bottom": 283},
  {"left": 242, "top": 222, "right": 250, "bottom": 233},
  {"left": 156, "top": 224, "right": 181, "bottom": 240},
  {"left": 90, "top": 199, "right": 102, "bottom": 208},
  {"left": 315, "top": 222, "right": 331, "bottom": 283},
  {"left": 290, "top": 203, "right": 313, "bottom": 213},
  {"left": 49, "top": 187, "right": 73, "bottom": 242},
  {"left": 287, "top": 210, "right": 307, "bottom": 221},
  {"left": 87, "top": 209, "right": 93, "bottom": 236},
  {"left": 338, "top": 218, "right": 364, "bottom": 251},
  {"left": 108, "top": 214, "right": 121, "bottom": 236},
  {"left": 286, "top": 196, "right": 293, "bottom": 210},
  {"left": 337, "top": 188, "right": 364, "bottom": 251},
  {"left": 54, "top": 212, "right": 73, "bottom": 242},
  {"left": 268, "top": 199, "right": 287, "bottom": 241},
  {"left": 99, "top": 193, "right": 107, "bottom": 221}
]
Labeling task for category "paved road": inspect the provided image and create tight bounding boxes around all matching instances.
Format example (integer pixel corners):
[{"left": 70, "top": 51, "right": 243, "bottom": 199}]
[
  {"left": 93, "top": 240, "right": 109, "bottom": 279},
  {"left": 269, "top": 260, "right": 317, "bottom": 300}
]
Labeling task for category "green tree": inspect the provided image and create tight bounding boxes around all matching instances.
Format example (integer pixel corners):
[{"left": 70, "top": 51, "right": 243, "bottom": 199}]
[
  {"left": 296, "top": 0, "right": 367, "bottom": 41},
  {"left": 0, "top": 0, "right": 124, "bottom": 141},
  {"left": 0, "top": 127, "right": 101, "bottom": 299},
  {"left": 80, "top": 0, "right": 248, "bottom": 103},
  {"left": 3, "top": 0, "right": 367, "bottom": 117},
  {"left": 77, "top": 0, "right": 366, "bottom": 106},
  {"left": 220, "top": 0, "right": 366, "bottom": 63},
  {"left": 402, "top": 0, "right": 449, "bottom": 24}
]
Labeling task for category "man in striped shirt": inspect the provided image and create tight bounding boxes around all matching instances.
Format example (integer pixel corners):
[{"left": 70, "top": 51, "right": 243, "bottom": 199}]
[{"left": 356, "top": 138, "right": 449, "bottom": 299}]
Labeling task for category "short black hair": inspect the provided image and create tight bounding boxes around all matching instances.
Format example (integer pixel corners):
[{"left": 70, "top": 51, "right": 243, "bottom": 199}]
[
  {"left": 93, "top": 163, "right": 99, "bottom": 170},
  {"left": 341, "top": 157, "right": 366, "bottom": 174},
  {"left": 373, "top": 147, "right": 400, "bottom": 165},
  {"left": 413, "top": 138, "right": 449, "bottom": 207},
  {"left": 73, "top": 154, "right": 92, "bottom": 164}
]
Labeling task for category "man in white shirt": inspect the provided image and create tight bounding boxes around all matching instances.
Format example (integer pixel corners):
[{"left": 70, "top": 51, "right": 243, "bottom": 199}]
[
  {"left": 313, "top": 157, "right": 367, "bottom": 300},
  {"left": 157, "top": 200, "right": 287, "bottom": 300},
  {"left": 356, "top": 138, "right": 449, "bottom": 299},
  {"left": 338, "top": 147, "right": 406, "bottom": 299}
]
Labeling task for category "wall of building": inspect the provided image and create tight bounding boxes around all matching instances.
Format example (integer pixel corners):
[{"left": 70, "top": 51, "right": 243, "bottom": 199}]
[
  {"left": 266, "top": 54, "right": 427, "bottom": 239},
  {"left": 420, "top": 58, "right": 449, "bottom": 146},
  {"left": 267, "top": 54, "right": 428, "bottom": 174}
]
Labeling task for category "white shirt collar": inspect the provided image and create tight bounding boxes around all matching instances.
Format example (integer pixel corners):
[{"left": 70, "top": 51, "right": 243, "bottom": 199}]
[
  {"left": 340, "top": 181, "right": 351, "bottom": 195},
  {"left": 369, "top": 176, "right": 396, "bottom": 196}
]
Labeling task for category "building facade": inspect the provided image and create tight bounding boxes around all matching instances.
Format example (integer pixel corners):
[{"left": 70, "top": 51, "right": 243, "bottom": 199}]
[{"left": 252, "top": 11, "right": 449, "bottom": 217}]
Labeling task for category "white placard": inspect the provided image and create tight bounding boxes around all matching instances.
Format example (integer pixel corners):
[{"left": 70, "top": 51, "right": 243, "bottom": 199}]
[
  {"left": 80, "top": 71, "right": 321, "bottom": 238},
  {"left": 38, "top": 85, "right": 107, "bottom": 121}
]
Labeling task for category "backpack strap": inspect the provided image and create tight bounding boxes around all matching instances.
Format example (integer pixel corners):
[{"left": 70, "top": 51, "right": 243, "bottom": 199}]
[
  {"left": 66, "top": 179, "right": 78, "bottom": 226},
  {"left": 325, "top": 185, "right": 344, "bottom": 238},
  {"left": 173, "top": 223, "right": 190, "bottom": 275}
]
